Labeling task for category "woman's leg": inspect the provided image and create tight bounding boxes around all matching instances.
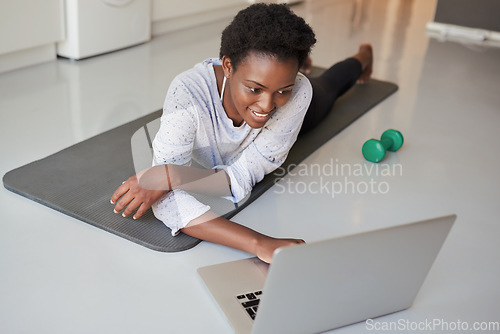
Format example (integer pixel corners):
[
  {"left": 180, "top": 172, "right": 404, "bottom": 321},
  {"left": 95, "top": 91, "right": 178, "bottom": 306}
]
[{"left": 299, "top": 43, "right": 373, "bottom": 135}]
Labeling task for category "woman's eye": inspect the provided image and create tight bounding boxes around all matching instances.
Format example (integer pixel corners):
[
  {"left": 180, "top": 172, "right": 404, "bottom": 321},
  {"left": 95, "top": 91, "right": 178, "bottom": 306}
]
[
  {"left": 278, "top": 90, "right": 292, "bottom": 95},
  {"left": 249, "top": 87, "right": 260, "bottom": 93}
]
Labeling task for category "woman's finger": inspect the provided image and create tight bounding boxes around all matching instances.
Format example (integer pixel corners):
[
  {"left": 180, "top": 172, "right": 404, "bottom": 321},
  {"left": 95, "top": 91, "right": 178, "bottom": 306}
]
[
  {"left": 113, "top": 190, "right": 134, "bottom": 214},
  {"left": 133, "top": 202, "right": 150, "bottom": 220},
  {"left": 110, "top": 180, "right": 130, "bottom": 204},
  {"left": 122, "top": 197, "right": 143, "bottom": 217}
]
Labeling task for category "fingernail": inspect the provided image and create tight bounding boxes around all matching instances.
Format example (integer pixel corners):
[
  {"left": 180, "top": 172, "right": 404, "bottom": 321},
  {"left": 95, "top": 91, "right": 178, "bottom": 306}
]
[
  {"left": 122, "top": 213, "right": 126, "bottom": 217},
  {"left": 133, "top": 216, "right": 137, "bottom": 220},
  {"left": 114, "top": 209, "right": 118, "bottom": 214},
  {"left": 110, "top": 199, "right": 115, "bottom": 204}
]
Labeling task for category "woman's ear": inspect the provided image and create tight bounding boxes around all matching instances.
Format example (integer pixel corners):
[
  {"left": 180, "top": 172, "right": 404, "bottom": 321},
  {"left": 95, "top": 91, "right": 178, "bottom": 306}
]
[{"left": 221, "top": 56, "right": 232, "bottom": 78}]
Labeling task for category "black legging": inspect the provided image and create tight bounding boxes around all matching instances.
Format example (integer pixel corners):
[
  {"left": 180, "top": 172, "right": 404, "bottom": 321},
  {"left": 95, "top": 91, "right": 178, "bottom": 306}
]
[{"left": 299, "top": 57, "right": 362, "bottom": 135}]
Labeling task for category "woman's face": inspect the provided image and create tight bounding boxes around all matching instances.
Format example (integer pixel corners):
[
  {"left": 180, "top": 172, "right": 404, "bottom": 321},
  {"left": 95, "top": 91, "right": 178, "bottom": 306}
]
[{"left": 222, "top": 51, "right": 299, "bottom": 129}]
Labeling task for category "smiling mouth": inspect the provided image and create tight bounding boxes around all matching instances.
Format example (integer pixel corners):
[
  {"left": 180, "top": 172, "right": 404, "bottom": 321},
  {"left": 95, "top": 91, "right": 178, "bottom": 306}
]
[{"left": 250, "top": 108, "right": 275, "bottom": 119}]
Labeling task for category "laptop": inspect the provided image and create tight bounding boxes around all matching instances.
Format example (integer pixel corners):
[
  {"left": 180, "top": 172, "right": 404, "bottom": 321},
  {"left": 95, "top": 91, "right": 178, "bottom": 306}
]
[{"left": 197, "top": 214, "right": 456, "bottom": 334}]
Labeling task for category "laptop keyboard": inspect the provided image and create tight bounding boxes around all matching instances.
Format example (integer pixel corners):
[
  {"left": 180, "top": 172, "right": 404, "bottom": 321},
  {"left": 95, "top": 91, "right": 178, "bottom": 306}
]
[{"left": 236, "top": 290, "right": 263, "bottom": 320}]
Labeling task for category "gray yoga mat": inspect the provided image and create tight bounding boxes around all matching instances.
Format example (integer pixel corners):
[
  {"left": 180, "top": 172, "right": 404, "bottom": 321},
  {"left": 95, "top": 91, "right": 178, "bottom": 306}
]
[{"left": 3, "top": 69, "right": 397, "bottom": 252}]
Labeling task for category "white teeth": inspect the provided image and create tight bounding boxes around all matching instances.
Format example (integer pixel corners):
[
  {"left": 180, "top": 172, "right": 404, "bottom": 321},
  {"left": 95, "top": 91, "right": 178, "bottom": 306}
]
[{"left": 251, "top": 109, "right": 270, "bottom": 118}]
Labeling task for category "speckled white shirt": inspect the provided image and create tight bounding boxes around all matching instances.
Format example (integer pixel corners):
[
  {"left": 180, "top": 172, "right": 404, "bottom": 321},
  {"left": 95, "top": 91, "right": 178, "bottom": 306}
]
[{"left": 151, "top": 58, "right": 312, "bottom": 235}]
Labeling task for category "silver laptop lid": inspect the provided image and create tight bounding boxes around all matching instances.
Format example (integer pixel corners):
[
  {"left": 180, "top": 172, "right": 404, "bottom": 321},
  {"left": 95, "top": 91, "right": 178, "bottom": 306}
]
[{"left": 251, "top": 214, "right": 456, "bottom": 334}]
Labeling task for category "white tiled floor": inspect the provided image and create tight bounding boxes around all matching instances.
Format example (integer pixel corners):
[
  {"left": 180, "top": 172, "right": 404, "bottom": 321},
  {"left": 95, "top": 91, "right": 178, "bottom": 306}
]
[{"left": 1, "top": 1, "right": 499, "bottom": 333}]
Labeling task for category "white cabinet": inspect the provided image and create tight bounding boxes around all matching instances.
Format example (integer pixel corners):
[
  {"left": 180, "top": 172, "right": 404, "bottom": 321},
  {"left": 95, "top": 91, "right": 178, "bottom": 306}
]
[
  {"left": 57, "top": 0, "right": 151, "bottom": 60},
  {"left": 0, "top": 0, "right": 64, "bottom": 73}
]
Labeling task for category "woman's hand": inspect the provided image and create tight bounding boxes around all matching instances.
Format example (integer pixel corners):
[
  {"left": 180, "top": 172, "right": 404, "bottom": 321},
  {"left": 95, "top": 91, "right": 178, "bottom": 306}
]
[
  {"left": 255, "top": 236, "right": 305, "bottom": 264},
  {"left": 110, "top": 173, "right": 167, "bottom": 220}
]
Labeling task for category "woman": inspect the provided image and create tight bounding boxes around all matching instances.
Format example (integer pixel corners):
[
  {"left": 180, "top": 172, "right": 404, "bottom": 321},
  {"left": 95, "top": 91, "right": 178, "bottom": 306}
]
[{"left": 111, "top": 3, "right": 373, "bottom": 263}]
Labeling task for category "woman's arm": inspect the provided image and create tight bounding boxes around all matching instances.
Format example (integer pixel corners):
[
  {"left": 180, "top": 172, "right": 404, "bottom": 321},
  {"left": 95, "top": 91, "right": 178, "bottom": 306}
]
[
  {"left": 138, "top": 164, "right": 232, "bottom": 197},
  {"left": 110, "top": 176, "right": 304, "bottom": 263},
  {"left": 110, "top": 164, "right": 231, "bottom": 219},
  {"left": 182, "top": 211, "right": 304, "bottom": 263}
]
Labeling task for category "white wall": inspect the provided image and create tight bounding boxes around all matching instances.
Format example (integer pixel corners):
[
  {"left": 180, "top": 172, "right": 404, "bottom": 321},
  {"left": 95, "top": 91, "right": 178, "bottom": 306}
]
[
  {"left": 152, "top": 0, "right": 247, "bottom": 21},
  {"left": 150, "top": 0, "right": 300, "bottom": 36},
  {"left": 151, "top": 0, "right": 249, "bottom": 36}
]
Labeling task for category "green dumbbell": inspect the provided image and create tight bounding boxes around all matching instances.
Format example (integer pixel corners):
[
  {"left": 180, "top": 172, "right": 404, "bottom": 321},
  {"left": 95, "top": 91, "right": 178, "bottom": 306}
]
[{"left": 362, "top": 129, "right": 404, "bottom": 163}]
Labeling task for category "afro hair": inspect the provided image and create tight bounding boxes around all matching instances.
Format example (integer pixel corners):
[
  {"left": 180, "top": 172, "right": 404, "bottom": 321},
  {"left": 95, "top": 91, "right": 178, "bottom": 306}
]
[{"left": 219, "top": 3, "right": 316, "bottom": 71}]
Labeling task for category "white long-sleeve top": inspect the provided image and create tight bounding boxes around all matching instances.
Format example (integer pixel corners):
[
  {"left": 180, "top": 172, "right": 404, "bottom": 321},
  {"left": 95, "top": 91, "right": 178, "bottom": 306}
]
[{"left": 151, "top": 58, "right": 312, "bottom": 235}]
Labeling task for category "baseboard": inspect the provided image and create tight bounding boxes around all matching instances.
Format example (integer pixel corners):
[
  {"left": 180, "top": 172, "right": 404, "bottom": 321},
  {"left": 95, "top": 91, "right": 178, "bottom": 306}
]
[{"left": 0, "top": 44, "right": 56, "bottom": 74}]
